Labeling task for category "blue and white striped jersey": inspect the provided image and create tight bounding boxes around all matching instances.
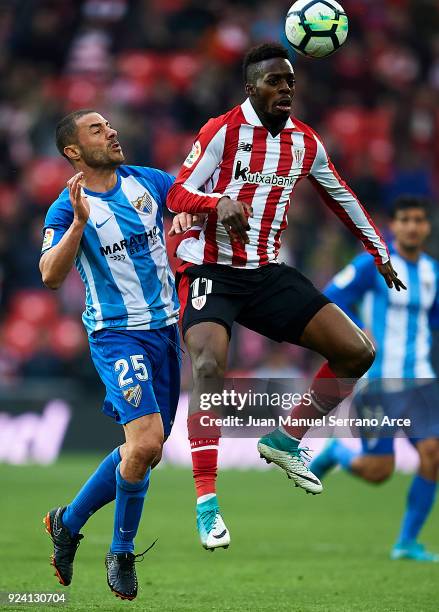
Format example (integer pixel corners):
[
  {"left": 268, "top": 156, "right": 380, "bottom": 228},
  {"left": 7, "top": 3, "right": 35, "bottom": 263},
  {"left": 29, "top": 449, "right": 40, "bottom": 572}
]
[
  {"left": 42, "top": 165, "right": 179, "bottom": 335},
  {"left": 325, "top": 247, "right": 439, "bottom": 379}
]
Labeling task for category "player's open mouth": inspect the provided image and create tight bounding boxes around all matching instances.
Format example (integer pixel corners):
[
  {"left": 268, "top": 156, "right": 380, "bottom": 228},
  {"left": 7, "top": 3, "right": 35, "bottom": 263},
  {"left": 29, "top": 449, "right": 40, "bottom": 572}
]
[
  {"left": 274, "top": 100, "right": 292, "bottom": 112},
  {"left": 110, "top": 142, "right": 122, "bottom": 151}
]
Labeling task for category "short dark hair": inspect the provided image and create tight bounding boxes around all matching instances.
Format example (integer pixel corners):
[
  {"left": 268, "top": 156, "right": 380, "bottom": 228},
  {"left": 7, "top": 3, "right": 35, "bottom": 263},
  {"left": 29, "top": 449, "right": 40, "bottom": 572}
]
[
  {"left": 243, "top": 42, "right": 290, "bottom": 84},
  {"left": 55, "top": 109, "right": 97, "bottom": 160},
  {"left": 390, "top": 195, "right": 431, "bottom": 219}
]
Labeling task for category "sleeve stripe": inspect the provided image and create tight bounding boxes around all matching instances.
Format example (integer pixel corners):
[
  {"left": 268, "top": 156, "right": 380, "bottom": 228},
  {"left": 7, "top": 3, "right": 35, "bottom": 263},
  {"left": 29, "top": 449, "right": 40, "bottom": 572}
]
[{"left": 181, "top": 184, "right": 223, "bottom": 200}]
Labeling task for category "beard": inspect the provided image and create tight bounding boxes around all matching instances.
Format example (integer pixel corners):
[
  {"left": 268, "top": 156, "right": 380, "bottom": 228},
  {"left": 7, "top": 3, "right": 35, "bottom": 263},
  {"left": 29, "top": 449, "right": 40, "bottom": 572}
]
[{"left": 79, "top": 146, "right": 125, "bottom": 169}]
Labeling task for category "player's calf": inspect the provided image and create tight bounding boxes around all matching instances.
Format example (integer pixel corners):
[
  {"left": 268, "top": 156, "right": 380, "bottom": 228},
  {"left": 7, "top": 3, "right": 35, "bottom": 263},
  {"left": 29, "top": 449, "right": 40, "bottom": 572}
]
[{"left": 417, "top": 438, "right": 439, "bottom": 481}]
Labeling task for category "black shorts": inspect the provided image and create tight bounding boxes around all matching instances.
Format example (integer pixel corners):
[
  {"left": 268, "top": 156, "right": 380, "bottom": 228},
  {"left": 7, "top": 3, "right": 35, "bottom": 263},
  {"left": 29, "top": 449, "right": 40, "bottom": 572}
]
[{"left": 176, "top": 262, "right": 330, "bottom": 344}]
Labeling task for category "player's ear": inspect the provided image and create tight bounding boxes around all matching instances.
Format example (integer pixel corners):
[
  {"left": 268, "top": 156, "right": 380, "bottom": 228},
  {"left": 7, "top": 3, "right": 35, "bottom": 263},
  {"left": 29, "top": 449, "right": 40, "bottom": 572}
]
[
  {"left": 425, "top": 219, "right": 431, "bottom": 238},
  {"left": 245, "top": 82, "right": 256, "bottom": 96},
  {"left": 64, "top": 144, "right": 81, "bottom": 163}
]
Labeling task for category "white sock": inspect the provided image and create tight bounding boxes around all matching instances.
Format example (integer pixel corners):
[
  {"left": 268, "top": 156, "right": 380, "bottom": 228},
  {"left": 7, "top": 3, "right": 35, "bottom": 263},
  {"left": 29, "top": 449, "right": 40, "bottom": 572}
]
[{"left": 197, "top": 493, "right": 216, "bottom": 504}]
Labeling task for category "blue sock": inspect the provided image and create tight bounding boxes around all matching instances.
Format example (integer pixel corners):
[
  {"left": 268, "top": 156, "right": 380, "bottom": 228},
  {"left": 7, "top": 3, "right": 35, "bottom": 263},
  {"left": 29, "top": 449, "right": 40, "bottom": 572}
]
[
  {"left": 111, "top": 464, "right": 150, "bottom": 554},
  {"left": 397, "top": 475, "right": 437, "bottom": 544},
  {"left": 63, "top": 447, "right": 121, "bottom": 535},
  {"left": 333, "top": 441, "right": 357, "bottom": 472}
]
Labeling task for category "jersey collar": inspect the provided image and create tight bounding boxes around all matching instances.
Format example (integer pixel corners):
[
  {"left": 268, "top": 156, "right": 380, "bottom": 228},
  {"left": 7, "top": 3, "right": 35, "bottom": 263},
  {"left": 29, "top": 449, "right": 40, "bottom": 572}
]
[
  {"left": 82, "top": 169, "right": 121, "bottom": 198},
  {"left": 240, "top": 98, "right": 295, "bottom": 129}
]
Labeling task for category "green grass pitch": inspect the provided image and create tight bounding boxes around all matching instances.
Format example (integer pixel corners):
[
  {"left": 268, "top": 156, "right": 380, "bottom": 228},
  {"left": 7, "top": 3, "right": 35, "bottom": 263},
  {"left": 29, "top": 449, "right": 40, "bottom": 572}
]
[{"left": 0, "top": 454, "right": 437, "bottom": 611}]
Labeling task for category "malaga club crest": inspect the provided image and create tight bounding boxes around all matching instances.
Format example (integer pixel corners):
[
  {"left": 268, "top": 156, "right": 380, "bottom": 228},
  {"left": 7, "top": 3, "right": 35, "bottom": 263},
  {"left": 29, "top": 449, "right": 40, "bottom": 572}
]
[
  {"left": 123, "top": 384, "right": 142, "bottom": 408},
  {"left": 131, "top": 191, "right": 153, "bottom": 214}
]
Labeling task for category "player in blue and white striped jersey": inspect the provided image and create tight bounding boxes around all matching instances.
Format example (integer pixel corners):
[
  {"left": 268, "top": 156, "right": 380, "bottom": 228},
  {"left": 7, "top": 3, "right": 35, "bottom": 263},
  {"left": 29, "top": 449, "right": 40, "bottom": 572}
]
[
  {"left": 310, "top": 196, "right": 439, "bottom": 562},
  {"left": 40, "top": 110, "right": 182, "bottom": 599}
]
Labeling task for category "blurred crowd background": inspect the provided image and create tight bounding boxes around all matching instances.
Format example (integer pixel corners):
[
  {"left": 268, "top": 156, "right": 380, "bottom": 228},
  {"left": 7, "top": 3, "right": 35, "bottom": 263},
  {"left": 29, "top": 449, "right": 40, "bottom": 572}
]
[{"left": 0, "top": 0, "right": 438, "bottom": 388}]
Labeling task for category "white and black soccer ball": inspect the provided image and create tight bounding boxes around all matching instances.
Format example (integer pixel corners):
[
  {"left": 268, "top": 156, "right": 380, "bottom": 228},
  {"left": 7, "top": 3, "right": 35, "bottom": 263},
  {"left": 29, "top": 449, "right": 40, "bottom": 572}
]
[{"left": 285, "top": 0, "right": 348, "bottom": 58}]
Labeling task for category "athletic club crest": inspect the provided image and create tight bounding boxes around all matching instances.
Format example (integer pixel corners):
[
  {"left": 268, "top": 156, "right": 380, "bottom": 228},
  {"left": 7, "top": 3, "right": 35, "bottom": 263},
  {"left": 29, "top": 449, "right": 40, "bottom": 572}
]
[
  {"left": 131, "top": 191, "right": 152, "bottom": 214},
  {"left": 191, "top": 277, "right": 213, "bottom": 310},
  {"left": 123, "top": 384, "right": 142, "bottom": 407}
]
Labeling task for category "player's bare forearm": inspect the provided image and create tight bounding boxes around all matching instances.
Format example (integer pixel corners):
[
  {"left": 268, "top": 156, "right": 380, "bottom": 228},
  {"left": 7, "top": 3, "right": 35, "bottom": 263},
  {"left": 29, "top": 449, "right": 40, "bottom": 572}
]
[{"left": 40, "top": 221, "right": 86, "bottom": 289}]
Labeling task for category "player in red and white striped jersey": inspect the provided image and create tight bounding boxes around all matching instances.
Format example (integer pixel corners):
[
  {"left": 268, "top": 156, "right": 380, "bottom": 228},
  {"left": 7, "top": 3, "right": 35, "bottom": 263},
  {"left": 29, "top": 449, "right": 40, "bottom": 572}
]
[
  {"left": 167, "top": 43, "right": 406, "bottom": 551},
  {"left": 170, "top": 95, "right": 389, "bottom": 270}
]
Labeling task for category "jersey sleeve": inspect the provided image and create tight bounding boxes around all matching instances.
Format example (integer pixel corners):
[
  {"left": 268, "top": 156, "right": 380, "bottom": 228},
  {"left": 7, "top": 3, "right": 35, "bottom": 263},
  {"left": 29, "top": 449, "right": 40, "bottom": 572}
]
[
  {"left": 166, "top": 118, "right": 227, "bottom": 214},
  {"left": 121, "top": 166, "right": 175, "bottom": 210},
  {"left": 325, "top": 253, "right": 376, "bottom": 329},
  {"left": 308, "top": 132, "right": 389, "bottom": 265},
  {"left": 41, "top": 197, "right": 74, "bottom": 255},
  {"left": 149, "top": 168, "right": 174, "bottom": 209}
]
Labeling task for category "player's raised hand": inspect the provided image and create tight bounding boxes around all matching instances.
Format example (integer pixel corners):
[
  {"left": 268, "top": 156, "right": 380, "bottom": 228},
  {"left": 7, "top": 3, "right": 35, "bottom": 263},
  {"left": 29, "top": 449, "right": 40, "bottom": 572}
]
[
  {"left": 168, "top": 212, "right": 204, "bottom": 236},
  {"left": 217, "top": 196, "right": 253, "bottom": 245},
  {"left": 377, "top": 260, "right": 407, "bottom": 291},
  {"left": 67, "top": 172, "right": 90, "bottom": 225}
]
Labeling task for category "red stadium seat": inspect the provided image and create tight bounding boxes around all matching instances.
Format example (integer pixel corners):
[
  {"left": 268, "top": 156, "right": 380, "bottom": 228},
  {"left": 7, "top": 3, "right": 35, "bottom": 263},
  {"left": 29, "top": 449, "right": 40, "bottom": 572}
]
[
  {"left": 2, "top": 317, "right": 40, "bottom": 358},
  {"left": 50, "top": 316, "right": 87, "bottom": 359},
  {"left": 9, "top": 290, "right": 58, "bottom": 326}
]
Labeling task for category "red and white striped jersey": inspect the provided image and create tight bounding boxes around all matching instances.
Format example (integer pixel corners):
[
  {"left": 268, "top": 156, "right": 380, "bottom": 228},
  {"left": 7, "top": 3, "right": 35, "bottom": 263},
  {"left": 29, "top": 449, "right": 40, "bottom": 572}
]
[{"left": 167, "top": 98, "right": 389, "bottom": 269}]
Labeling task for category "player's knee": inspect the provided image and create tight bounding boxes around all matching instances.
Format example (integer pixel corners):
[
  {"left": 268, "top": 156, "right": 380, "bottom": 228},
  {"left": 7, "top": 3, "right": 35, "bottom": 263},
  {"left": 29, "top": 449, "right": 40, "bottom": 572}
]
[
  {"left": 364, "top": 461, "right": 393, "bottom": 484},
  {"left": 129, "top": 435, "right": 164, "bottom": 469},
  {"left": 344, "top": 335, "right": 375, "bottom": 377},
  {"left": 193, "top": 354, "right": 225, "bottom": 380},
  {"left": 367, "top": 469, "right": 392, "bottom": 484},
  {"left": 150, "top": 447, "right": 163, "bottom": 469},
  {"left": 418, "top": 439, "right": 439, "bottom": 475},
  {"left": 357, "top": 457, "right": 393, "bottom": 483}
]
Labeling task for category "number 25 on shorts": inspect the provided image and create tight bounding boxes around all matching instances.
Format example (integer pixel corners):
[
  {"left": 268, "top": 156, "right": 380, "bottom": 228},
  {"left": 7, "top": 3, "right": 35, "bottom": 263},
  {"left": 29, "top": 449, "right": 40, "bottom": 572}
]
[{"left": 114, "top": 354, "right": 149, "bottom": 388}]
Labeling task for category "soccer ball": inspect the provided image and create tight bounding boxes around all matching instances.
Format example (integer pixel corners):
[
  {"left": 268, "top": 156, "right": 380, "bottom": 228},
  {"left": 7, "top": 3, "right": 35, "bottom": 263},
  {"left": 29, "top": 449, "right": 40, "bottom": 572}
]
[{"left": 285, "top": 0, "right": 348, "bottom": 58}]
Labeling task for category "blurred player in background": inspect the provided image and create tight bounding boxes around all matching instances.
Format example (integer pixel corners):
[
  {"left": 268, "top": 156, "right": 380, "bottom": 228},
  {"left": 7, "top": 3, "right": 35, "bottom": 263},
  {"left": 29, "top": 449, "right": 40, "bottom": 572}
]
[
  {"left": 40, "top": 110, "right": 181, "bottom": 599},
  {"left": 167, "top": 42, "right": 405, "bottom": 551},
  {"left": 311, "top": 196, "right": 439, "bottom": 562}
]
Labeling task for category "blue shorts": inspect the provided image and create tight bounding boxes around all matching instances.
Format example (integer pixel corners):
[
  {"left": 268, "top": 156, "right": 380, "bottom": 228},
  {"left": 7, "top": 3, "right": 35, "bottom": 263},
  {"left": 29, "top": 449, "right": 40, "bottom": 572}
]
[
  {"left": 353, "top": 380, "right": 439, "bottom": 455},
  {"left": 89, "top": 325, "right": 181, "bottom": 436}
]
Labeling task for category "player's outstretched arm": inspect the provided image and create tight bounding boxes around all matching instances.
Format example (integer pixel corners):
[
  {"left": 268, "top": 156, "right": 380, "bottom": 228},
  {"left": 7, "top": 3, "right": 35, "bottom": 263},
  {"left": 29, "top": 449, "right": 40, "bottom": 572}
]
[
  {"left": 40, "top": 172, "right": 89, "bottom": 290},
  {"left": 306, "top": 127, "right": 407, "bottom": 290}
]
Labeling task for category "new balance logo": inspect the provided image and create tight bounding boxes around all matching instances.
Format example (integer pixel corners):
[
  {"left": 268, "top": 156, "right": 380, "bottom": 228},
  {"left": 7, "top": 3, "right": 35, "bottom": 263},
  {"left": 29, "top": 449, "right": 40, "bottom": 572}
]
[{"left": 238, "top": 142, "right": 252, "bottom": 152}]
